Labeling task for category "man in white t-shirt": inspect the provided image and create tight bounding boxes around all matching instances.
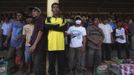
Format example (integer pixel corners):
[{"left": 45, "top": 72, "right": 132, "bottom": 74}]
[
  {"left": 115, "top": 21, "right": 129, "bottom": 59},
  {"left": 67, "top": 17, "right": 86, "bottom": 75},
  {"left": 1, "top": 17, "right": 12, "bottom": 50},
  {"left": 99, "top": 18, "right": 113, "bottom": 61}
]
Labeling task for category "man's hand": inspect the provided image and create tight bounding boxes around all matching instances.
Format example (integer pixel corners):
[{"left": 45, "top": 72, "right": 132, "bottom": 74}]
[
  {"left": 30, "top": 44, "right": 36, "bottom": 53},
  {"left": 3, "top": 41, "right": 8, "bottom": 47}
]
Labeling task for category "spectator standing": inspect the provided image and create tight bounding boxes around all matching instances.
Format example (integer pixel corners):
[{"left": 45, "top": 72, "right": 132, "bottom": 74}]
[
  {"left": 29, "top": 7, "right": 47, "bottom": 75},
  {"left": 45, "top": 3, "right": 67, "bottom": 75},
  {"left": 86, "top": 18, "right": 104, "bottom": 74},
  {"left": 128, "top": 19, "right": 134, "bottom": 50},
  {"left": 115, "top": 21, "right": 129, "bottom": 59},
  {"left": 67, "top": 17, "right": 86, "bottom": 75},
  {"left": 99, "top": 18, "right": 113, "bottom": 61},
  {"left": 4, "top": 12, "right": 25, "bottom": 75},
  {"left": 1, "top": 16, "right": 12, "bottom": 50},
  {"left": 22, "top": 16, "right": 34, "bottom": 75}
]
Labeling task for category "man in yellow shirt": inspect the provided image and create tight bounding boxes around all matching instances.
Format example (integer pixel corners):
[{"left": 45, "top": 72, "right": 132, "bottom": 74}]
[{"left": 45, "top": 3, "right": 67, "bottom": 75}]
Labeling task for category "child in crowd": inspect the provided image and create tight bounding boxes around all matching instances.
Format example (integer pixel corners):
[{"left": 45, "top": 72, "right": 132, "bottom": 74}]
[
  {"left": 22, "top": 16, "right": 34, "bottom": 75},
  {"left": 115, "top": 20, "right": 129, "bottom": 59}
]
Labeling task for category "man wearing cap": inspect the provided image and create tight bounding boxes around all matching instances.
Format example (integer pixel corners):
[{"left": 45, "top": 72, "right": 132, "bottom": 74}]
[
  {"left": 45, "top": 3, "right": 67, "bottom": 75},
  {"left": 30, "top": 7, "right": 47, "bottom": 75}
]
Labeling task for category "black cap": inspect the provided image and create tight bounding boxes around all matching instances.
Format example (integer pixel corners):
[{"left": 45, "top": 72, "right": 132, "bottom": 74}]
[{"left": 75, "top": 16, "right": 81, "bottom": 20}]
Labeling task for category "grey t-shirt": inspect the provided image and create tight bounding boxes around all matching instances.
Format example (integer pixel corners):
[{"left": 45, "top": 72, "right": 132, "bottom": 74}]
[{"left": 87, "top": 25, "right": 104, "bottom": 49}]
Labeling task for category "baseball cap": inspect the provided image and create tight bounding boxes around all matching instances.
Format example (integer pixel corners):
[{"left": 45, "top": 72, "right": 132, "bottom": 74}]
[{"left": 30, "top": 7, "right": 41, "bottom": 14}]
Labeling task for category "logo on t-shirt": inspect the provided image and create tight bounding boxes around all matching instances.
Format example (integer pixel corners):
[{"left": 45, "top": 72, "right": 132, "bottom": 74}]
[{"left": 71, "top": 30, "right": 81, "bottom": 39}]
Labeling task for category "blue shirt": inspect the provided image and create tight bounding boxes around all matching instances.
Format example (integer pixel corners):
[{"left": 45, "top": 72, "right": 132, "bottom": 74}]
[
  {"left": 10, "top": 20, "right": 25, "bottom": 48},
  {"left": 109, "top": 22, "right": 117, "bottom": 30}
]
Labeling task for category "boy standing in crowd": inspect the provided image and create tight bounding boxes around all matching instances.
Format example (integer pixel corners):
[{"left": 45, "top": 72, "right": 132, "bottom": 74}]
[
  {"left": 128, "top": 19, "right": 134, "bottom": 50},
  {"left": 30, "top": 7, "right": 47, "bottom": 75},
  {"left": 67, "top": 17, "right": 86, "bottom": 75},
  {"left": 1, "top": 16, "right": 12, "bottom": 50},
  {"left": 22, "top": 16, "right": 34, "bottom": 75},
  {"left": 115, "top": 20, "right": 129, "bottom": 59},
  {"left": 4, "top": 12, "right": 25, "bottom": 75},
  {"left": 45, "top": 3, "right": 67, "bottom": 75},
  {"left": 86, "top": 18, "right": 104, "bottom": 74},
  {"left": 99, "top": 18, "right": 113, "bottom": 61}
]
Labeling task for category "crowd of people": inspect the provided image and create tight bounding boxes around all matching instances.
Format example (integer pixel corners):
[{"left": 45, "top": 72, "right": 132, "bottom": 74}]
[{"left": 0, "top": 3, "right": 134, "bottom": 75}]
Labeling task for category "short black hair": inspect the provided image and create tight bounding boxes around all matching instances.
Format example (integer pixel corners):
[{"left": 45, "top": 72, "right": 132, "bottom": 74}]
[
  {"left": 16, "top": 11, "right": 24, "bottom": 16},
  {"left": 51, "top": 3, "right": 59, "bottom": 8}
]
